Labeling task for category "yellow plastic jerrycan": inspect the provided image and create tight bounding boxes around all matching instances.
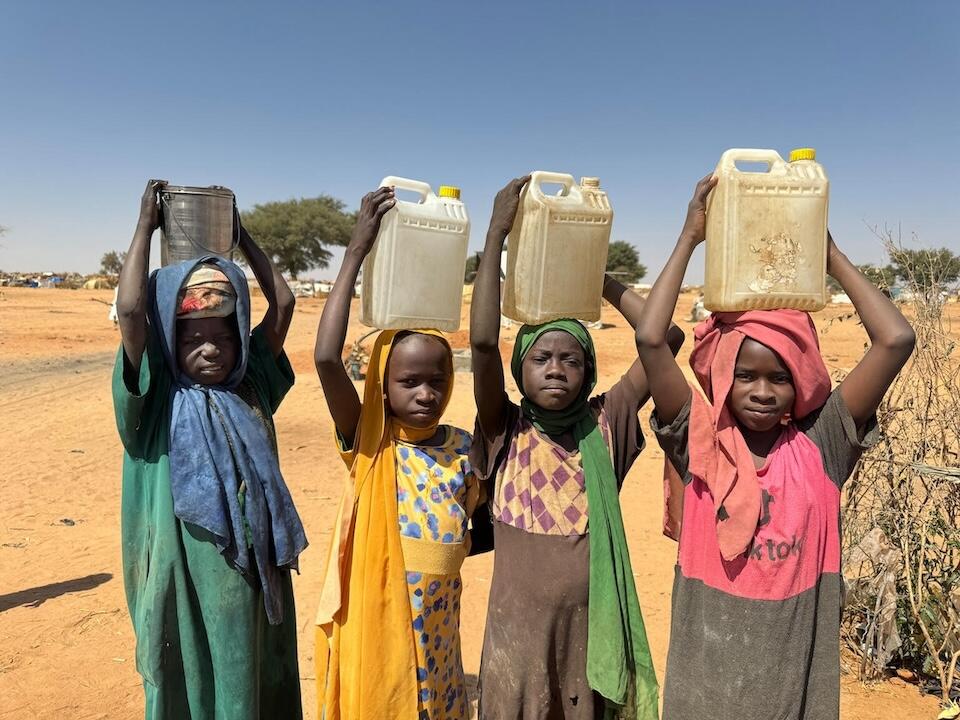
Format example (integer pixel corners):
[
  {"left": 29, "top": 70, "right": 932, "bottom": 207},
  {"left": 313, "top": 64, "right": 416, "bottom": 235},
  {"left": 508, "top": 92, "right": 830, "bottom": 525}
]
[
  {"left": 502, "top": 172, "right": 613, "bottom": 324},
  {"left": 360, "top": 177, "right": 470, "bottom": 331},
  {"left": 704, "top": 148, "right": 829, "bottom": 312}
]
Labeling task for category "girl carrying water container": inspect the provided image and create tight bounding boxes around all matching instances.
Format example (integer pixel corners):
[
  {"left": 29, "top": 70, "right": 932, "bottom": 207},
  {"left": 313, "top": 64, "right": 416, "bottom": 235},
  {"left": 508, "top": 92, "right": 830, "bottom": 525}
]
[
  {"left": 634, "top": 175, "right": 915, "bottom": 720},
  {"left": 469, "top": 176, "right": 683, "bottom": 719},
  {"left": 113, "top": 180, "right": 307, "bottom": 718},
  {"left": 314, "top": 186, "right": 483, "bottom": 720}
]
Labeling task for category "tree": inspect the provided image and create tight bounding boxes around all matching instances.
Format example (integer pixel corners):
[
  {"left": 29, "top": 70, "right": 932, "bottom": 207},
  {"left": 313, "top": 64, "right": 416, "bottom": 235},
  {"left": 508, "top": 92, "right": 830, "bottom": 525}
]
[
  {"left": 889, "top": 247, "right": 960, "bottom": 296},
  {"left": 605, "top": 240, "right": 647, "bottom": 284},
  {"left": 858, "top": 263, "right": 897, "bottom": 292},
  {"left": 240, "top": 196, "right": 356, "bottom": 278},
  {"left": 101, "top": 250, "right": 127, "bottom": 276}
]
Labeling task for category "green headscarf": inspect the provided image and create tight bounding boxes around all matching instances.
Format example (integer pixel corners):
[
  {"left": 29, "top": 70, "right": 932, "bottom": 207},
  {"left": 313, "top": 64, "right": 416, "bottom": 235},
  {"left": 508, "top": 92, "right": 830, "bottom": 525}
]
[{"left": 512, "top": 320, "right": 659, "bottom": 720}]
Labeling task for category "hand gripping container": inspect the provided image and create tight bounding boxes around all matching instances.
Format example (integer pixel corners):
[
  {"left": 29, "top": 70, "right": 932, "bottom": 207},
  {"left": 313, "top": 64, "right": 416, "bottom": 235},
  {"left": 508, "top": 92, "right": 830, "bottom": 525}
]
[
  {"left": 360, "top": 177, "right": 470, "bottom": 331},
  {"left": 502, "top": 172, "right": 613, "bottom": 324},
  {"left": 704, "top": 148, "right": 829, "bottom": 311}
]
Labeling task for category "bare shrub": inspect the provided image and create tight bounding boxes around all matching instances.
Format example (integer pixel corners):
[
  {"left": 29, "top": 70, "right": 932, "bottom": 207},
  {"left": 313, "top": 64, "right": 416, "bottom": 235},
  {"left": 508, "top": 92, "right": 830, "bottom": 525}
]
[{"left": 840, "top": 226, "right": 960, "bottom": 703}]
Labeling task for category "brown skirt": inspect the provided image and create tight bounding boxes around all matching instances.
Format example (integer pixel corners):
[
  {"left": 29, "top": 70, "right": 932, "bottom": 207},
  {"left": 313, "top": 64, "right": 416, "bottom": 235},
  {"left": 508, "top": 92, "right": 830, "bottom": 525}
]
[{"left": 478, "top": 520, "right": 604, "bottom": 720}]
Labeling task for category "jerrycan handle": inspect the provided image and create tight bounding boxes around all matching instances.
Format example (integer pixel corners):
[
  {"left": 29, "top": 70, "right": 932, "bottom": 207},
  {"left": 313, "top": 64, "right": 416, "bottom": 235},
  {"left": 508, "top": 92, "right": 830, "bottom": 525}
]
[
  {"left": 719, "top": 149, "right": 786, "bottom": 173},
  {"left": 529, "top": 171, "right": 579, "bottom": 201},
  {"left": 379, "top": 176, "right": 434, "bottom": 203}
]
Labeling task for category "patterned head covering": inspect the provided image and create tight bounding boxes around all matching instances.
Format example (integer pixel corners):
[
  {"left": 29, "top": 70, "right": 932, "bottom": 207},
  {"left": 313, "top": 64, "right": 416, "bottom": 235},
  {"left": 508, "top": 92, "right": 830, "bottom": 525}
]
[{"left": 177, "top": 264, "right": 237, "bottom": 319}]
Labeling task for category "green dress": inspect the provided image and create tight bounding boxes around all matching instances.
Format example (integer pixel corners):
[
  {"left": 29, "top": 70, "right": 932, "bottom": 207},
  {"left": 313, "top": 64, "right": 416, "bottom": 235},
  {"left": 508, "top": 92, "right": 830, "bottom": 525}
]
[{"left": 113, "top": 326, "right": 302, "bottom": 720}]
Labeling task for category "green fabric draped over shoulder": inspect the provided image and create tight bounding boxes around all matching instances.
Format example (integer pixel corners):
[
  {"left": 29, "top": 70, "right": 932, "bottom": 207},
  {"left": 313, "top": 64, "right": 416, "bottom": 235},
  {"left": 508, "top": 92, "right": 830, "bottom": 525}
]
[
  {"left": 511, "top": 319, "right": 659, "bottom": 720},
  {"left": 112, "top": 326, "right": 302, "bottom": 719}
]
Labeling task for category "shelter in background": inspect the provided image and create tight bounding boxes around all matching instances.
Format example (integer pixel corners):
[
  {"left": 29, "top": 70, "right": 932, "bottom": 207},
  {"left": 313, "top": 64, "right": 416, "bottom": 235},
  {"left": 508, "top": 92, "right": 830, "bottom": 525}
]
[{"left": 83, "top": 276, "right": 113, "bottom": 290}]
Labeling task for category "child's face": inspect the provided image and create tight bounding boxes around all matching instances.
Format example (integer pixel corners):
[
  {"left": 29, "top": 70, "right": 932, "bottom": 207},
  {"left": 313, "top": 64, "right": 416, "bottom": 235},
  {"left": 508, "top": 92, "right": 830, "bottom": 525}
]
[
  {"left": 176, "top": 316, "right": 239, "bottom": 385},
  {"left": 728, "top": 338, "right": 796, "bottom": 432},
  {"left": 521, "top": 331, "right": 586, "bottom": 411},
  {"left": 385, "top": 334, "right": 452, "bottom": 429}
]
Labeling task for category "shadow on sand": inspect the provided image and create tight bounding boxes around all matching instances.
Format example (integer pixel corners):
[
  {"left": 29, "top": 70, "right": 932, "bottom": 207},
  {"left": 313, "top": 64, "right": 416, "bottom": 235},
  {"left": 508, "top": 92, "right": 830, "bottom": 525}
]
[{"left": 0, "top": 572, "right": 113, "bottom": 612}]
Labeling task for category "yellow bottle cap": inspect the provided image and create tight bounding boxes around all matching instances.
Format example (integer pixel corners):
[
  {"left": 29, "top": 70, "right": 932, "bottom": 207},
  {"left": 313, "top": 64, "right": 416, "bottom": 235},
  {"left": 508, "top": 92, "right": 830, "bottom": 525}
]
[
  {"left": 438, "top": 186, "right": 461, "bottom": 199},
  {"left": 789, "top": 148, "right": 817, "bottom": 162}
]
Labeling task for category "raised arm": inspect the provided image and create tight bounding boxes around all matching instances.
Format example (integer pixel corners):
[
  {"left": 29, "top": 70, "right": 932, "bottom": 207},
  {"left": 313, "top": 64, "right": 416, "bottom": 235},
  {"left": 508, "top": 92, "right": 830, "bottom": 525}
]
[
  {"left": 471, "top": 176, "right": 529, "bottom": 438},
  {"left": 602, "top": 273, "right": 685, "bottom": 406},
  {"left": 117, "top": 179, "right": 166, "bottom": 371},
  {"left": 828, "top": 232, "right": 915, "bottom": 427},
  {"left": 635, "top": 174, "right": 717, "bottom": 422},
  {"left": 237, "top": 214, "right": 295, "bottom": 357},
  {"left": 314, "top": 187, "right": 395, "bottom": 448}
]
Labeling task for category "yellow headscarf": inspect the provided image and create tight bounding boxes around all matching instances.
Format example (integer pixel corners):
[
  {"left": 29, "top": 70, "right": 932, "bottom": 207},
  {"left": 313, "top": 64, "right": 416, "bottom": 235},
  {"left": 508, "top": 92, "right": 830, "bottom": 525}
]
[{"left": 315, "top": 329, "right": 455, "bottom": 720}]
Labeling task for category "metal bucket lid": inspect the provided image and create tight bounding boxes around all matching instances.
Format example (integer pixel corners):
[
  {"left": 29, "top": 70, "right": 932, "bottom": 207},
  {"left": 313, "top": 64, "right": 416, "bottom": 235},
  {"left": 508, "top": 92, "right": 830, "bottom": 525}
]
[{"left": 161, "top": 185, "right": 235, "bottom": 199}]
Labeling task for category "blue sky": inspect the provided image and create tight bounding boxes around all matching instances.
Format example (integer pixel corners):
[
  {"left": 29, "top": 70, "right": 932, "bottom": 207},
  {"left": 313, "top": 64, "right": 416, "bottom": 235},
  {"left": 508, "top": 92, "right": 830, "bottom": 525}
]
[{"left": 1, "top": 1, "right": 957, "bottom": 281}]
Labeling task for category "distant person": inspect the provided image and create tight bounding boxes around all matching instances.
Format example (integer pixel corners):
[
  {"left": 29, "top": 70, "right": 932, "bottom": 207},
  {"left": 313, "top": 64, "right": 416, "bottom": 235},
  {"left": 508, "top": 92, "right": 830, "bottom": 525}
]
[
  {"left": 690, "top": 292, "right": 710, "bottom": 322},
  {"left": 635, "top": 174, "right": 915, "bottom": 720},
  {"left": 109, "top": 286, "right": 119, "bottom": 325},
  {"left": 468, "top": 176, "right": 683, "bottom": 719},
  {"left": 112, "top": 179, "right": 306, "bottom": 719},
  {"left": 314, "top": 186, "right": 484, "bottom": 720}
]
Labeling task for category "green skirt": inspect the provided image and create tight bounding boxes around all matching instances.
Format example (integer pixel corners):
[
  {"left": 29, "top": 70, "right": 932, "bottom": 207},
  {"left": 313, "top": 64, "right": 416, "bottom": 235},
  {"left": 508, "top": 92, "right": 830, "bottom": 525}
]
[{"left": 141, "top": 523, "right": 302, "bottom": 720}]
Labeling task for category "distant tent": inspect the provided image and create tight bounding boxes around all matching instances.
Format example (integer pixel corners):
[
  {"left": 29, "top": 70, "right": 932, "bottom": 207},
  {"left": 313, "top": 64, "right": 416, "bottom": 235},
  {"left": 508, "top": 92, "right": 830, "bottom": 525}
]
[{"left": 83, "top": 276, "right": 113, "bottom": 290}]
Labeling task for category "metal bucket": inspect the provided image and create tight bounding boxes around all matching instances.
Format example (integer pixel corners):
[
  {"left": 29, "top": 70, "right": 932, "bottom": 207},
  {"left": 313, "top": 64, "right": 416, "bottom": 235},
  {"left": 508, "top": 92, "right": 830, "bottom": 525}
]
[{"left": 159, "top": 185, "right": 238, "bottom": 266}]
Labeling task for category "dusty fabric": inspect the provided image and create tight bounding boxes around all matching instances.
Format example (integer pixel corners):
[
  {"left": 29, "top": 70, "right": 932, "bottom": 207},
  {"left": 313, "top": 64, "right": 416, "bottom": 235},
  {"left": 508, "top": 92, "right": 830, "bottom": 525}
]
[
  {"left": 151, "top": 256, "right": 306, "bottom": 625},
  {"left": 508, "top": 321, "right": 658, "bottom": 717},
  {"left": 472, "top": 376, "right": 651, "bottom": 719},
  {"left": 113, "top": 324, "right": 301, "bottom": 719},
  {"left": 651, "top": 390, "right": 878, "bottom": 720},
  {"left": 176, "top": 263, "right": 237, "bottom": 318},
  {"left": 685, "top": 309, "right": 832, "bottom": 561}
]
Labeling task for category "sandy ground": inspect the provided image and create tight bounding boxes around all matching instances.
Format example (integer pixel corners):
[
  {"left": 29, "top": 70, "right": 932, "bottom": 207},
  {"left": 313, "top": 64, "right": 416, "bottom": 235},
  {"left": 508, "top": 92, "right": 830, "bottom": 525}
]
[{"left": 0, "top": 286, "right": 952, "bottom": 720}]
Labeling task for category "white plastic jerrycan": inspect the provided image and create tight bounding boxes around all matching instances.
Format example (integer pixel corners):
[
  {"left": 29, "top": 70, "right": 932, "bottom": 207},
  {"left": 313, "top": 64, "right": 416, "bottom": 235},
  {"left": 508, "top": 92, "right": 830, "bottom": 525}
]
[
  {"left": 704, "top": 148, "right": 829, "bottom": 312},
  {"left": 360, "top": 177, "right": 470, "bottom": 332},
  {"left": 502, "top": 172, "right": 613, "bottom": 324}
]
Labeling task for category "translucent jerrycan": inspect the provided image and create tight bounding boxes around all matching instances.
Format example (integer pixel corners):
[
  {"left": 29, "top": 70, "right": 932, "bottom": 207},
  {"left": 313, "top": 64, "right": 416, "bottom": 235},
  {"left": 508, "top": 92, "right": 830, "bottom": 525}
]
[
  {"left": 704, "top": 148, "right": 829, "bottom": 312},
  {"left": 360, "top": 177, "right": 470, "bottom": 332},
  {"left": 502, "top": 172, "right": 613, "bottom": 324}
]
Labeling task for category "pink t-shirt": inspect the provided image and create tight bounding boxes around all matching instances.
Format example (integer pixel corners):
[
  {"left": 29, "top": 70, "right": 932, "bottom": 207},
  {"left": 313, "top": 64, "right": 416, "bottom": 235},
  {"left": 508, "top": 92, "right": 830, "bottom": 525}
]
[{"left": 651, "top": 389, "right": 877, "bottom": 720}]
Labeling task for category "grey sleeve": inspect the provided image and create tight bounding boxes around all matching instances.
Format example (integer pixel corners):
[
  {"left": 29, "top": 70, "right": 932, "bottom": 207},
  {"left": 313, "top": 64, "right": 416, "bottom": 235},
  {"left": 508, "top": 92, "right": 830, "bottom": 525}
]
[
  {"left": 798, "top": 389, "right": 879, "bottom": 487},
  {"left": 649, "top": 396, "right": 692, "bottom": 484},
  {"left": 594, "top": 374, "right": 647, "bottom": 486}
]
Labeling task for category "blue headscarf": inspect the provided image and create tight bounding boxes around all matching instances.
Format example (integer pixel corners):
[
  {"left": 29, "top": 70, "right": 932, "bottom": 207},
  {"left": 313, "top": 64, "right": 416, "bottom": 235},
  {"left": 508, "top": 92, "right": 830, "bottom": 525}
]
[{"left": 148, "top": 255, "right": 307, "bottom": 625}]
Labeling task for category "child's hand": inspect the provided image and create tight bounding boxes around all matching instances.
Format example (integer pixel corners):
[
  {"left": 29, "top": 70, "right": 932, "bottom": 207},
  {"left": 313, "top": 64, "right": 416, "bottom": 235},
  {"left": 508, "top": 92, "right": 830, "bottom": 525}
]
[
  {"left": 348, "top": 186, "right": 396, "bottom": 256},
  {"left": 488, "top": 175, "right": 531, "bottom": 239},
  {"left": 679, "top": 173, "right": 717, "bottom": 247},
  {"left": 139, "top": 179, "right": 167, "bottom": 231}
]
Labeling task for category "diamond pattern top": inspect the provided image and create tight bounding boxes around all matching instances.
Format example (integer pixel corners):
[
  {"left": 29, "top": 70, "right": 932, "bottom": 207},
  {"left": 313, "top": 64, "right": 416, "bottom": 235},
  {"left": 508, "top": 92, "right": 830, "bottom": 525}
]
[{"left": 491, "top": 397, "right": 614, "bottom": 536}]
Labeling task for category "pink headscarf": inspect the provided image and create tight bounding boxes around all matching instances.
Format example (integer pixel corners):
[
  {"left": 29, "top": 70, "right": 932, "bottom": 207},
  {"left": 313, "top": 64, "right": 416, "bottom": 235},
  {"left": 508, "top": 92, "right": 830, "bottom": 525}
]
[{"left": 683, "top": 309, "right": 831, "bottom": 560}]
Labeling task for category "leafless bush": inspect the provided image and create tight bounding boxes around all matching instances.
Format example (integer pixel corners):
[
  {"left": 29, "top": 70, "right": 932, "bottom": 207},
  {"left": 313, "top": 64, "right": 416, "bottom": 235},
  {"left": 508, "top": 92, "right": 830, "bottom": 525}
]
[{"left": 840, "top": 227, "right": 960, "bottom": 703}]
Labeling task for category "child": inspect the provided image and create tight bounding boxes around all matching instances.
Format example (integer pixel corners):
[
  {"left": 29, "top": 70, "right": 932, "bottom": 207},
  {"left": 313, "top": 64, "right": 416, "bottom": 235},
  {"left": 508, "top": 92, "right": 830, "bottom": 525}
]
[
  {"left": 314, "top": 186, "right": 482, "bottom": 720},
  {"left": 635, "top": 175, "right": 916, "bottom": 720},
  {"left": 469, "top": 177, "right": 681, "bottom": 719},
  {"left": 113, "top": 180, "right": 307, "bottom": 718}
]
